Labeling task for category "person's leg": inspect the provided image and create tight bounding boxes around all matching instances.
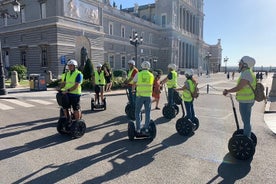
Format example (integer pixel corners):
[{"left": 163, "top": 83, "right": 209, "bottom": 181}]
[
  {"left": 95, "top": 85, "right": 100, "bottom": 104},
  {"left": 239, "top": 102, "right": 254, "bottom": 137},
  {"left": 184, "top": 101, "right": 192, "bottom": 120},
  {"left": 127, "top": 86, "right": 133, "bottom": 104},
  {"left": 72, "top": 96, "right": 81, "bottom": 120},
  {"left": 190, "top": 101, "right": 195, "bottom": 121},
  {"left": 168, "top": 88, "right": 173, "bottom": 106},
  {"left": 100, "top": 86, "right": 104, "bottom": 103},
  {"left": 144, "top": 97, "right": 152, "bottom": 129},
  {"left": 135, "top": 97, "right": 143, "bottom": 132}
]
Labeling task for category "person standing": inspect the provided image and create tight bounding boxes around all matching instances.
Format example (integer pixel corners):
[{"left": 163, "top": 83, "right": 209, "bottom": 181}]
[
  {"left": 102, "top": 63, "right": 113, "bottom": 92},
  {"left": 160, "top": 64, "right": 178, "bottom": 106},
  {"left": 59, "top": 59, "right": 83, "bottom": 120},
  {"left": 124, "top": 60, "right": 138, "bottom": 105},
  {"left": 223, "top": 56, "right": 257, "bottom": 138},
  {"left": 132, "top": 61, "right": 154, "bottom": 133},
  {"left": 152, "top": 73, "right": 161, "bottom": 110}
]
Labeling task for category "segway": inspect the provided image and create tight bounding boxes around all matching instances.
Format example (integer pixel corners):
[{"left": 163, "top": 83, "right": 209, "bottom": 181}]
[
  {"left": 56, "top": 91, "right": 86, "bottom": 139},
  {"left": 128, "top": 119, "right": 157, "bottom": 141},
  {"left": 91, "top": 93, "right": 106, "bottom": 111},
  {"left": 175, "top": 92, "right": 199, "bottom": 136},
  {"left": 124, "top": 88, "right": 135, "bottom": 120},
  {"left": 162, "top": 85, "right": 179, "bottom": 119},
  {"left": 227, "top": 94, "right": 257, "bottom": 160}
]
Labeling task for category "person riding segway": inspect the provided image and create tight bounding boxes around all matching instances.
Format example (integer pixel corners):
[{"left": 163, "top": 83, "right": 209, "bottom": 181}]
[
  {"left": 123, "top": 60, "right": 139, "bottom": 120},
  {"left": 160, "top": 63, "right": 179, "bottom": 119},
  {"left": 91, "top": 63, "right": 107, "bottom": 111},
  {"left": 56, "top": 59, "right": 86, "bottom": 138},
  {"left": 175, "top": 69, "right": 199, "bottom": 136},
  {"left": 223, "top": 56, "right": 257, "bottom": 160},
  {"left": 127, "top": 61, "right": 156, "bottom": 140}
]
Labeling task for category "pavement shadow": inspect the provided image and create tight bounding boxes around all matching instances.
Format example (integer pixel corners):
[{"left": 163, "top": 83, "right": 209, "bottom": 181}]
[
  {"left": 206, "top": 153, "right": 252, "bottom": 184},
  {"left": 0, "top": 117, "right": 58, "bottom": 139},
  {"left": 84, "top": 115, "right": 128, "bottom": 133},
  {"left": 14, "top": 133, "right": 189, "bottom": 184}
]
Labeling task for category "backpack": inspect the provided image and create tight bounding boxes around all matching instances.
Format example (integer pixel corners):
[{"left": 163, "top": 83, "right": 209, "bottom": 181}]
[
  {"left": 188, "top": 81, "right": 199, "bottom": 99},
  {"left": 249, "top": 82, "right": 266, "bottom": 102}
]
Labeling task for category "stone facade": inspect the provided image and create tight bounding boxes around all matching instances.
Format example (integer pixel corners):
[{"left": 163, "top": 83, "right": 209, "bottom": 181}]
[{"left": 0, "top": 0, "right": 222, "bottom": 77}]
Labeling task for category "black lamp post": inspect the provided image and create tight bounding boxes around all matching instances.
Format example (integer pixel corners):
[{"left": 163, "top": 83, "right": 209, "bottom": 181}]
[
  {"left": 224, "top": 56, "right": 228, "bottom": 74},
  {"left": 153, "top": 57, "right": 158, "bottom": 70},
  {"left": 206, "top": 52, "right": 212, "bottom": 76},
  {"left": 0, "top": 0, "right": 20, "bottom": 95},
  {"left": 129, "top": 32, "right": 143, "bottom": 65}
]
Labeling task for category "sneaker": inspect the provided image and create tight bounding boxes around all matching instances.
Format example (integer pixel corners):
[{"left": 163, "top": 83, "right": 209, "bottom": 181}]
[{"left": 155, "top": 107, "right": 160, "bottom": 110}]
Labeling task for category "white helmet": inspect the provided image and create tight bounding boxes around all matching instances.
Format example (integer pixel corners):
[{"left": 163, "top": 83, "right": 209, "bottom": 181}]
[
  {"left": 240, "top": 56, "right": 255, "bottom": 68},
  {"left": 168, "top": 63, "right": 177, "bottom": 70},
  {"left": 141, "top": 61, "right": 151, "bottom": 69},
  {"left": 185, "top": 69, "right": 194, "bottom": 76},
  {"left": 128, "top": 60, "right": 135, "bottom": 66},
  {"left": 67, "top": 59, "right": 78, "bottom": 66},
  {"left": 97, "top": 63, "right": 102, "bottom": 68}
]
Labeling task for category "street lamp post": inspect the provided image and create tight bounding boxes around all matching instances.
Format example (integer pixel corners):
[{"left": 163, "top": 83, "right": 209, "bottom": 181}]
[
  {"left": 129, "top": 32, "right": 143, "bottom": 65},
  {"left": 0, "top": 0, "right": 21, "bottom": 95},
  {"left": 206, "top": 52, "right": 212, "bottom": 76},
  {"left": 153, "top": 57, "right": 158, "bottom": 70},
  {"left": 224, "top": 56, "right": 228, "bottom": 74}
]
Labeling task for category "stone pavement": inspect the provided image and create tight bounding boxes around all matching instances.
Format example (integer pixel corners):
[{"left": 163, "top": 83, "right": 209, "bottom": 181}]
[{"left": 1, "top": 72, "right": 276, "bottom": 134}]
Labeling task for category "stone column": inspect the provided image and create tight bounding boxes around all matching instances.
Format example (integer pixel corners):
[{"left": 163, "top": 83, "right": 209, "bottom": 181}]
[
  {"left": 269, "top": 72, "right": 276, "bottom": 97},
  {"left": 10, "top": 71, "right": 19, "bottom": 88},
  {"left": 46, "top": 71, "right": 53, "bottom": 84}
]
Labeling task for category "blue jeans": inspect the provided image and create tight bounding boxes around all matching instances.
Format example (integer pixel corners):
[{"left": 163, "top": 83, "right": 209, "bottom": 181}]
[
  {"left": 168, "top": 88, "right": 175, "bottom": 106},
  {"left": 239, "top": 102, "right": 254, "bottom": 137},
  {"left": 135, "top": 96, "right": 151, "bottom": 131},
  {"left": 184, "top": 101, "right": 195, "bottom": 121},
  {"left": 127, "top": 86, "right": 136, "bottom": 105}
]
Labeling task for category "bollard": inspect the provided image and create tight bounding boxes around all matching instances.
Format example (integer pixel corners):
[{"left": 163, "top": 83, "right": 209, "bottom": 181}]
[
  {"left": 269, "top": 73, "right": 276, "bottom": 97},
  {"left": 46, "top": 71, "right": 53, "bottom": 84},
  {"left": 10, "top": 71, "right": 19, "bottom": 88},
  {"left": 207, "top": 84, "right": 209, "bottom": 94}
]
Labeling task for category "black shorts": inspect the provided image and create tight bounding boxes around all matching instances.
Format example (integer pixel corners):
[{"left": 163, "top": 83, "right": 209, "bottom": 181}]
[
  {"left": 61, "top": 94, "right": 81, "bottom": 111},
  {"left": 105, "top": 76, "right": 111, "bottom": 83},
  {"left": 95, "top": 85, "right": 104, "bottom": 94}
]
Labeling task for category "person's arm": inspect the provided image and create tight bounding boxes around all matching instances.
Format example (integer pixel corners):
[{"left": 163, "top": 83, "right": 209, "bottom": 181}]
[{"left": 223, "top": 79, "right": 248, "bottom": 95}]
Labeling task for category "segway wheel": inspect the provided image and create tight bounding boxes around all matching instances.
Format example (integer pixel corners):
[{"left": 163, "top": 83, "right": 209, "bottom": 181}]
[
  {"left": 128, "top": 107, "right": 136, "bottom": 120},
  {"left": 175, "top": 117, "right": 193, "bottom": 136},
  {"left": 125, "top": 103, "right": 131, "bottom": 115},
  {"left": 128, "top": 121, "right": 135, "bottom": 141},
  {"left": 162, "top": 105, "right": 176, "bottom": 119},
  {"left": 148, "top": 120, "right": 157, "bottom": 140},
  {"left": 228, "top": 135, "right": 255, "bottom": 160},
  {"left": 192, "top": 117, "right": 199, "bottom": 131},
  {"left": 57, "top": 117, "right": 68, "bottom": 135},
  {"left": 70, "top": 119, "right": 86, "bottom": 138},
  {"left": 173, "top": 104, "right": 179, "bottom": 115},
  {"left": 91, "top": 98, "right": 95, "bottom": 111},
  {"left": 232, "top": 129, "right": 257, "bottom": 146}
]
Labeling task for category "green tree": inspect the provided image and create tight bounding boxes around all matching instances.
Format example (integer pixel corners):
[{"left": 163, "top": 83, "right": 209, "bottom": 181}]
[{"left": 82, "top": 58, "right": 94, "bottom": 80}]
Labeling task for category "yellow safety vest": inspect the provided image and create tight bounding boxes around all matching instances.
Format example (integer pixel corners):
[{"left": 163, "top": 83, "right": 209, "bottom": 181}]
[
  {"left": 236, "top": 69, "right": 256, "bottom": 102},
  {"left": 182, "top": 79, "right": 195, "bottom": 102},
  {"left": 167, "top": 70, "right": 177, "bottom": 88},
  {"left": 95, "top": 71, "right": 106, "bottom": 85},
  {"left": 136, "top": 70, "right": 154, "bottom": 97},
  {"left": 127, "top": 68, "right": 137, "bottom": 85},
  {"left": 62, "top": 70, "right": 82, "bottom": 95}
]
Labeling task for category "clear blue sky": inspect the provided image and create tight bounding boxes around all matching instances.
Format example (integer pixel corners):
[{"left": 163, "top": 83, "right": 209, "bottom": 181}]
[{"left": 113, "top": 0, "right": 276, "bottom": 67}]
